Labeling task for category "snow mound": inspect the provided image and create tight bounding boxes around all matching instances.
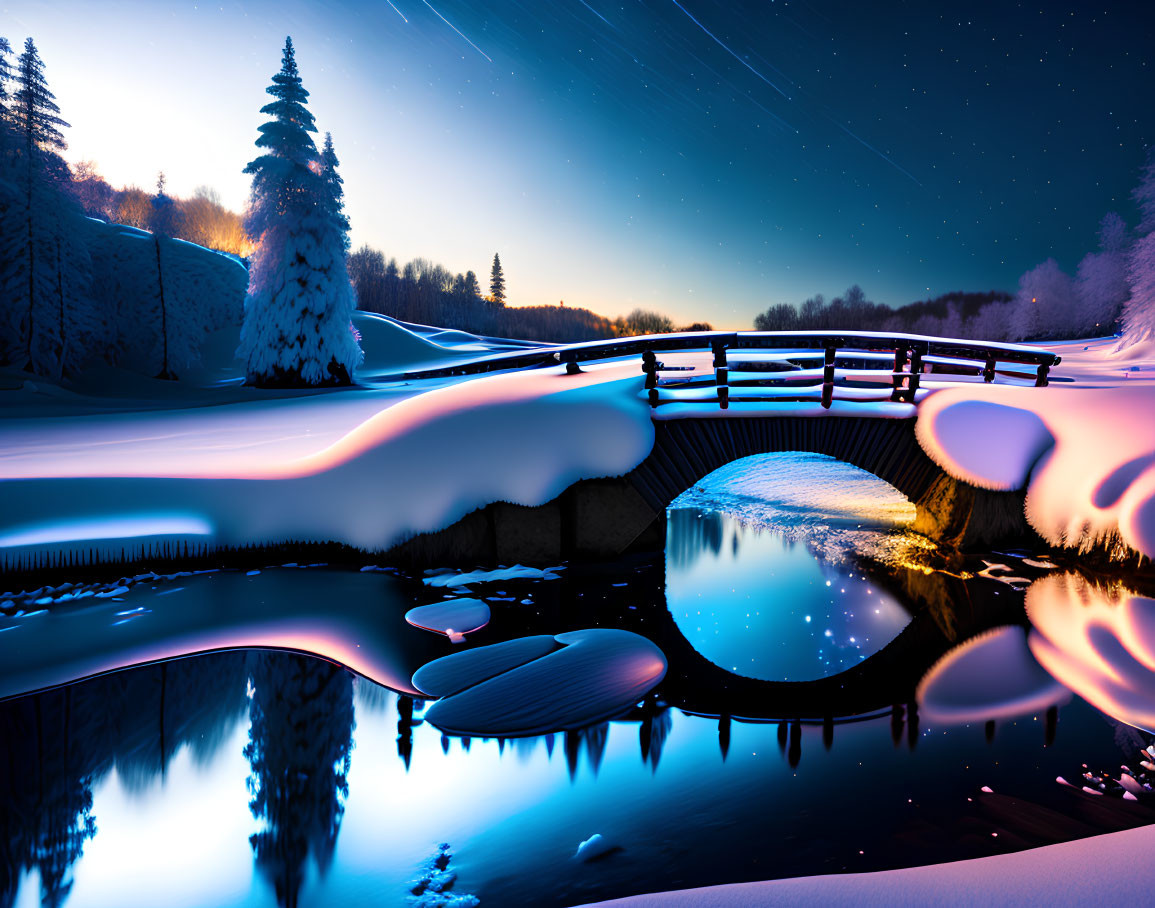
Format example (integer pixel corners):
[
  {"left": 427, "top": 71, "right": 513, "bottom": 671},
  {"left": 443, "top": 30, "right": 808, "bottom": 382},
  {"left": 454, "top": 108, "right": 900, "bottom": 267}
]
[
  {"left": 578, "top": 823, "right": 1155, "bottom": 907},
  {"left": 415, "top": 629, "right": 667, "bottom": 737},
  {"left": 0, "top": 362, "right": 655, "bottom": 559},
  {"left": 917, "top": 625, "right": 1069, "bottom": 724},
  {"left": 1027, "top": 572, "right": 1155, "bottom": 732},
  {"left": 916, "top": 399, "right": 1054, "bottom": 491},
  {"left": 354, "top": 312, "right": 476, "bottom": 374}
]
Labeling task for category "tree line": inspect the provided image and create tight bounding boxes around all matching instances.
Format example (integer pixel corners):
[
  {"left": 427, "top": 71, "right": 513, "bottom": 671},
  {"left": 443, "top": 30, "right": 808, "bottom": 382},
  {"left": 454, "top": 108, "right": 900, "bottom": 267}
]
[
  {"left": 348, "top": 244, "right": 708, "bottom": 343},
  {"left": 65, "top": 165, "right": 253, "bottom": 258},
  {"left": 753, "top": 149, "right": 1155, "bottom": 346}
]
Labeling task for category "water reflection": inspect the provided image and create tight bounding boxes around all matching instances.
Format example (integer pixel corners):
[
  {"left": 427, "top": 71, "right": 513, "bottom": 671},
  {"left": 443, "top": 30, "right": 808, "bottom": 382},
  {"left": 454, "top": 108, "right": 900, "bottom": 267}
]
[
  {"left": 666, "top": 508, "right": 913, "bottom": 682},
  {"left": 1027, "top": 573, "right": 1155, "bottom": 733},
  {"left": 0, "top": 652, "right": 248, "bottom": 908},
  {"left": 665, "top": 453, "right": 923, "bottom": 684},
  {"left": 245, "top": 653, "right": 355, "bottom": 908}
]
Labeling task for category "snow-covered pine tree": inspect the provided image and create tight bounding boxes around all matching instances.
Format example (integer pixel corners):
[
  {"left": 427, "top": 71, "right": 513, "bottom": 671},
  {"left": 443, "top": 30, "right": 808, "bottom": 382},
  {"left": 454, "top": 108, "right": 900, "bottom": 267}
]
[
  {"left": 320, "top": 132, "right": 350, "bottom": 252},
  {"left": 238, "top": 37, "right": 362, "bottom": 387},
  {"left": 0, "top": 36, "right": 12, "bottom": 121},
  {"left": 489, "top": 253, "right": 505, "bottom": 306},
  {"left": 1134, "top": 146, "right": 1155, "bottom": 238}
]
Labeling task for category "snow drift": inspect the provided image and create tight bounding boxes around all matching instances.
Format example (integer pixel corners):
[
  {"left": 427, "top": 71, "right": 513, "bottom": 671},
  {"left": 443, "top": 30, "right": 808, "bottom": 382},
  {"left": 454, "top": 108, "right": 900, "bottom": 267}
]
[{"left": 0, "top": 363, "right": 654, "bottom": 560}]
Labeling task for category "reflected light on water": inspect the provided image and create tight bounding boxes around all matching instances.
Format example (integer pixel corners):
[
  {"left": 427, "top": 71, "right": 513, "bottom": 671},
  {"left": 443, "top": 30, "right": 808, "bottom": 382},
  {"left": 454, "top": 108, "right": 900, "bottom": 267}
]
[{"left": 1027, "top": 572, "right": 1155, "bottom": 732}]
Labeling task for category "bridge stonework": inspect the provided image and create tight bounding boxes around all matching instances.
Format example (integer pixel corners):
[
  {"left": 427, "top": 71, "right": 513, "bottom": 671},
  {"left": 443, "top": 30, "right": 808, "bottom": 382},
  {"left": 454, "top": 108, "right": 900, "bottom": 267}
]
[{"left": 387, "top": 415, "right": 1032, "bottom": 567}]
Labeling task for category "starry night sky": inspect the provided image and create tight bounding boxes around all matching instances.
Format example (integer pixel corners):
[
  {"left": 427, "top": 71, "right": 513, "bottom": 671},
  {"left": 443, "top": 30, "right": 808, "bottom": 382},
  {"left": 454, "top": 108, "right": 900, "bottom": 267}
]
[{"left": 6, "top": 0, "right": 1155, "bottom": 326}]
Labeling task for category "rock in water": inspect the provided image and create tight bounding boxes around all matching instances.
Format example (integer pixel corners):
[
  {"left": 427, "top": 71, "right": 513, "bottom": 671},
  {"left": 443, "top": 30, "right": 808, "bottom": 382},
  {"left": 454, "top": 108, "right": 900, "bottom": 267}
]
[
  {"left": 406, "top": 598, "right": 491, "bottom": 643},
  {"left": 415, "top": 629, "right": 667, "bottom": 737},
  {"left": 574, "top": 833, "right": 617, "bottom": 862}
]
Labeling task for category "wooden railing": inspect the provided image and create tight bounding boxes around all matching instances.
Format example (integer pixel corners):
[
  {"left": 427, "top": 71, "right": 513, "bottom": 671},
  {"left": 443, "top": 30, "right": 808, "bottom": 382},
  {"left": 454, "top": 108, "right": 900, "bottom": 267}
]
[
  {"left": 386, "top": 329, "right": 1061, "bottom": 411},
  {"left": 637, "top": 332, "right": 1060, "bottom": 410}
]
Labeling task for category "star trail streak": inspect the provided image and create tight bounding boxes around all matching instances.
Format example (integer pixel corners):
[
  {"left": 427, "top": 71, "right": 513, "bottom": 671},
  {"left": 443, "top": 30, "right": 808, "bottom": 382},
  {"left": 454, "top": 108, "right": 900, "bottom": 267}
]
[
  {"left": 669, "top": 0, "right": 791, "bottom": 101},
  {"left": 834, "top": 121, "right": 923, "bottom": 188},
  {"left": 420, "top": 0, "right": 493, "bottom": 63},
  {"left": 384, "top": 0, "right": 408, "bottom": 24}
]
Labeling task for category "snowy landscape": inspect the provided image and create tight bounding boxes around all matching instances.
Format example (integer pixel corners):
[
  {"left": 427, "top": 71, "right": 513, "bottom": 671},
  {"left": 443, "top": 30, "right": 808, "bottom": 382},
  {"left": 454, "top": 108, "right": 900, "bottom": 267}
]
[{"left": 3, "top": 3, "right": 1155, "bottom": 907}]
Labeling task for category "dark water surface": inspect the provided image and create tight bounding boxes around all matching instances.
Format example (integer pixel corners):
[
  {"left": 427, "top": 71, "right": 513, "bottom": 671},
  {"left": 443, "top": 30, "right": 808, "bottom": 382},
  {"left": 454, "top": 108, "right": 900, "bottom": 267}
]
[{"left": 1, "top": 454, "right": 1152, "bottom": 907}]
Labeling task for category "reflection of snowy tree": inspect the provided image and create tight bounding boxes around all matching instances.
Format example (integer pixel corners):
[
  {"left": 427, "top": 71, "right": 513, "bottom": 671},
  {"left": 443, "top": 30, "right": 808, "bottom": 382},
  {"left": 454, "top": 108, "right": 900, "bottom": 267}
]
[
  {"left": 0, "top": 652, "right": 250, "bottom": 908},
  {"left": 665, "top": 508, "right": 724, "bottom": 571},
  {"left": 0, "top": 689, "right": 96, "bottom": 908},
  {"left": 639, "top": 703, "right": 672, "bottom": 772},
  {"left": 245, "top": 652, "right": 355, "bottom": 908}
]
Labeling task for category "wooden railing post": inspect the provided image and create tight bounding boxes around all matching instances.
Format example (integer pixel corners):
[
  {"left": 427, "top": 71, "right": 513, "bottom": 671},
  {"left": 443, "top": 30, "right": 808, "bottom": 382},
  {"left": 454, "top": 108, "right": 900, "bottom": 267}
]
[
  {"left": 983, "top": 355, "right": 996, "bottom": 383},
  {"left": 906, "top": 348, "right": 924, "bottom": 402},
  {"left": 821, "top": 346, "right": 836, "bottom": 409},
  {"left": 890, "top": 346, "right": 908, "bottom": 402},
  {"left": 641, "top": 348, "right": 659, "bottom": 407},
  {"left": 1035, "top": 362, "right": 1050, "bottom": 387},
  {"left": 713, "top": 337, "right": 729, "bottom": 409}
]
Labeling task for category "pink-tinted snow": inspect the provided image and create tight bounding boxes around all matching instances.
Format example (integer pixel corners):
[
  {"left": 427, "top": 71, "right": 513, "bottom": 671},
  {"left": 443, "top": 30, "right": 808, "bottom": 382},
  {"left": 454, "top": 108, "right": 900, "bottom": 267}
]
[
  {"left": 0, "top": 362, "right": 654, "bottom": 556},
  {"left": 916, "top": 337, "right": 1155, "bottom": 557}
]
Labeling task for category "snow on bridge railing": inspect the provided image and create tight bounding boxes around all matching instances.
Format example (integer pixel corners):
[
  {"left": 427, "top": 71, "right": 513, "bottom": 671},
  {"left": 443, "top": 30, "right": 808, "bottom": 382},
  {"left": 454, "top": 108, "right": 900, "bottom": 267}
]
[
  {"left": 637, "top": 331, "right": 1061, "bottom": 410},
  {"left": 386, "top": 329, "right": 1061, "bottom": 410}
]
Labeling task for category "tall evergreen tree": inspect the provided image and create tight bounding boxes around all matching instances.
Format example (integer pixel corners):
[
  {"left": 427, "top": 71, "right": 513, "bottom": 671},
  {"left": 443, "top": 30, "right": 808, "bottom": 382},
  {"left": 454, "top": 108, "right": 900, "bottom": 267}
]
[
  {"left": 489, "top": 252, "right": 505, "bottom": 306},
  {"left": 0, "top": 37, "right": 98, "bottom": 377},
  {"left": 319, "top": 132, "right": 349, "bottom": 251},
  {"left": 150, "top": 171, "right": 184, "bottom": 378},
  {"left": 13, "top": 38, "right": 68, "bottom": 166},
  {"left": 1134, "top": 146, "right": 1155, "bottom": 237},
  {"left": 0, "top": 36, "right": 12, "bottom": 122},
  {"left": 238, "top": 37, "right": 362, "bottom": 387},
  {"left": 463, "top": 269, "right": 480, "bottom": 299}
]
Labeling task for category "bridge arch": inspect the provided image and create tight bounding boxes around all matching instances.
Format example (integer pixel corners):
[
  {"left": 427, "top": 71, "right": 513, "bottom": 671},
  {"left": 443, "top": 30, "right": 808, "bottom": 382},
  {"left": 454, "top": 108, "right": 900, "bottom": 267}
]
[{"left": 389, "top": 414, "right": 1031, "bottom": 567}]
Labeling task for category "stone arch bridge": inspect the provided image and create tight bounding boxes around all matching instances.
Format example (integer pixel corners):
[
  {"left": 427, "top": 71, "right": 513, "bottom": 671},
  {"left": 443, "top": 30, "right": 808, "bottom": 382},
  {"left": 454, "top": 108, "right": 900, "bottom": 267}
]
[{"left": 390, "top": 330, "right": 1060, "bottom": 566}]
